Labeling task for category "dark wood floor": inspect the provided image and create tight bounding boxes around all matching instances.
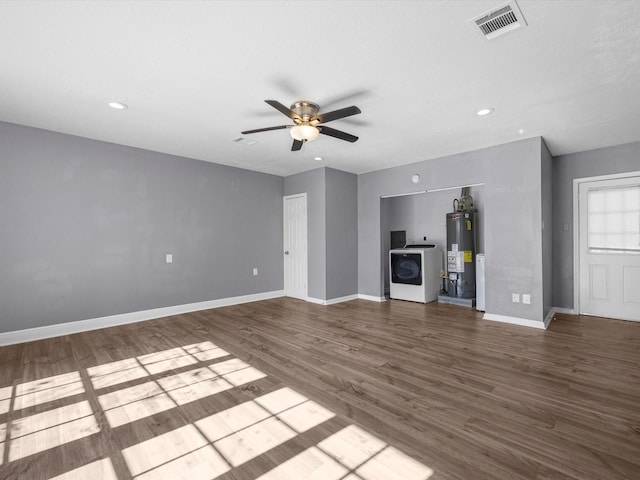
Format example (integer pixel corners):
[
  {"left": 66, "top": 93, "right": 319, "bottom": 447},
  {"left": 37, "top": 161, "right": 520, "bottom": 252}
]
[{"left": 1, "top": 298, "right": 639, "bottom": 479}]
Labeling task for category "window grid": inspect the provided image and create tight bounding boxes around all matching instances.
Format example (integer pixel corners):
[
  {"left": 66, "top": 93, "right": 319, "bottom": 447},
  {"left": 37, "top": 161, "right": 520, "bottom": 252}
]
[{"left": 587, "top": 185, "right": 640, "bottom": 252}]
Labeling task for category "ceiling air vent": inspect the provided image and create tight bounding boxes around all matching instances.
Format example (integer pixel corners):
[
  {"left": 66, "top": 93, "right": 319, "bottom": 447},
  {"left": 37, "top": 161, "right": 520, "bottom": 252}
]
[{"left": 471, "top": 0, "right": 527, "bottom": 40}]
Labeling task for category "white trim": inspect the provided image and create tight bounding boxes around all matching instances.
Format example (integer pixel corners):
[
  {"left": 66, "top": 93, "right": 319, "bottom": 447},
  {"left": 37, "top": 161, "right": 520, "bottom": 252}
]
[
  {"left": 380, "top": 190, "right": 426, "bottom": 199},
  {"left": 358, "top": 294, "right": 387, "bottom": 302},
  {"left": 551, "top": 307, "right": 575, "bottom": 315},
  {"left": 305, "top": 296, "right": 326, "bottom": 305},
  {"left": 543, "top": 307, "right": 575, "bottom": 328},
  {"left": 0, "top": 290, "right": 286, "bottom": 346},
  {"left": 283, "top": 192, "right": 308, "bottom": 300},
  {"left": 573, "top": 170, "right": 640, "bottom": 184},
  {"left": 426, "top": 182, "right": 485, "bottom": 193},
  {"left": 306, "top": 294, "right": 359, "bottom": 306},
  {"left": 572, "top": 176, "right": 581, "bottom": 316},
  {"left": 543, "top": 309, "right": 555, "bottom": 329},
  {"left": 483, "top": 313, "right": 547, "bottom": 330},
  {"left": 325, "top": 294, "right": 359, "bottom": 305}
]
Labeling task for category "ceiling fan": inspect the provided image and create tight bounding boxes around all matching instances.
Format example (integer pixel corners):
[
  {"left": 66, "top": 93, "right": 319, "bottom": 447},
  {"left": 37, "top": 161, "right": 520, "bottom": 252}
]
[{"left": 241, "top": 100, "right": 361, "bottom": 151}]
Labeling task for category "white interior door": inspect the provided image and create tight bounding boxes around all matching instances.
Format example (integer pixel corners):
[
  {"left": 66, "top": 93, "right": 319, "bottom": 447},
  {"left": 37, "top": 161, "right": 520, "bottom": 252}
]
[
  {"left": 578, "top": 175, "right": 640, "bottom": 321},
  {"left": 283, "top": 194, "right": 308, "bottom": 299}
]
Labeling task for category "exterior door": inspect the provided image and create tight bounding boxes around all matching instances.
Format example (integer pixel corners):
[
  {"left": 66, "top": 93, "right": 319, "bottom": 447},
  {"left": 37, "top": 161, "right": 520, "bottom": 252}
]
[
  {"left": 578, "top": 175, "right": 640, "bottom": 321},
  {"left": 283, "top": 194, "right": 308, "bottom": 299}
]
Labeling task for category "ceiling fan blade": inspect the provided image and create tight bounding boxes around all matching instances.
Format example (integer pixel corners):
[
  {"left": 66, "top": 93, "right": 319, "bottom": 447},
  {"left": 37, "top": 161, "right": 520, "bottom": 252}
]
[
  {"left": 291, "top": 139, "right": 304, "bottom": 151},
  {"left": 318, "top": 126, "right": 358, "bottom": 143},
  {"left": 313, "top": 105, "right": 361, "bottom": 124},
  {"left": 265, "top": 100, "right": 301, "bottom": 121},
  {"left": 241, "top": 125, "right": 290, "bottom": 134}
]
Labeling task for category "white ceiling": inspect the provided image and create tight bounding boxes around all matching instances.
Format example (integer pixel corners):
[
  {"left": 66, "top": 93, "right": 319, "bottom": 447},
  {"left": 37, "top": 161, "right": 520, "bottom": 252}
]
[{"left": 1, "top": 1, "right": 639, "bottom": 176}]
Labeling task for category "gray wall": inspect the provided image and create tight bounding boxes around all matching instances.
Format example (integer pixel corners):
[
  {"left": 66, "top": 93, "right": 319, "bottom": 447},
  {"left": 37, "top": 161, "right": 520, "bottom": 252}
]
[
  {"left": 359, "top": 137, "right": 547, "bottom": 323},
  {"left": 325, "top": 168, "right": 358, "bottom": 300},
  {"left": 541, "top": 141, "right": 554, "bottom": 320},
  {"left": 0, "top": 122, "right": 284, "bottom": 333},
  {"left": 283, "top": 168, "right": 327, "bottom": 300},
  {"left": 381, "top": 186, "right": 485, "bottom": 294},
  {"left": 552, "top": 141, "right": 640, "bottom": 309},
  {"left": 284, "top": 167, "right": 358, "bottom": 301}
]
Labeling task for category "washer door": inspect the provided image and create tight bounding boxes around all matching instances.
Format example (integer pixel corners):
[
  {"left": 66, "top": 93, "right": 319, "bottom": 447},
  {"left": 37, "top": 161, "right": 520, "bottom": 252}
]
[{"left": 391, "top": 253, "right": 422, "bottom": 285}]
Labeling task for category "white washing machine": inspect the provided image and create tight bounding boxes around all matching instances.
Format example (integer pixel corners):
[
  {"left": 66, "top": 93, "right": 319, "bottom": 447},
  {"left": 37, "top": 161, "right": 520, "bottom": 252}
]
[{"left": 389, "top": 246, "right": 443, "bottom": 303}]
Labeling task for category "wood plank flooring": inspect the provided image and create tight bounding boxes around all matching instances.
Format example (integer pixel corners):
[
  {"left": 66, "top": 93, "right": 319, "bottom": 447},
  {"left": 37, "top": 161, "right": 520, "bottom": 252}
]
[{"left": 1, "top": 298, "right": 639, "bottom": 479}]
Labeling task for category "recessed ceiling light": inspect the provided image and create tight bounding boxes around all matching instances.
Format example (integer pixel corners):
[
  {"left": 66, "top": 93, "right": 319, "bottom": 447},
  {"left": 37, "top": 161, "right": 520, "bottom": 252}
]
[
  {"left": 108, "top": 102, "right": 128, "bottom": 110},
  {"left": 313, "top": 156, "right": 324, "bottom": 161},
  {"left": 476, "top": 108, "right": 494, "bottom": 116},
  {"left": 518, "top": 128, "right": 525, "bottom": 135}
]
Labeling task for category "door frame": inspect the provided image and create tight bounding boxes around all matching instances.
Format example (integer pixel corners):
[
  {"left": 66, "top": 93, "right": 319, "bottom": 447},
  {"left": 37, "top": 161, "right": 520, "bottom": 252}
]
[
  {"left": 572, "top": 170, "right": 640, "bottom": 315},
  {"left": 283, "top": 193, "right": 308, "bottom": 299}
]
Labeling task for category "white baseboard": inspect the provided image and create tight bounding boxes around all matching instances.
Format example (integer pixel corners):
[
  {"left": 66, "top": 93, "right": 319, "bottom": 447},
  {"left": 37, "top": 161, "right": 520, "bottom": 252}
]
[
  {"left": 543, "top": 307, "right": 577, "bottom": 328},
  {"left": 305, "top": 296, "right": 326, "bottom": 305},
  {"left": 357, "top": 294, "right": 387, "bottom": 302},
  {"left": 483, "top": 313, "right": 547, "bottom": 330},
  {"left": 306, "top": 294, "right": 360, "bottom": 305},
  {"left": 325, "top": 294, "right": 359, "bottom": 305},
  {"left": 0, "top": 290, "right": 286, "bottom": 346}
]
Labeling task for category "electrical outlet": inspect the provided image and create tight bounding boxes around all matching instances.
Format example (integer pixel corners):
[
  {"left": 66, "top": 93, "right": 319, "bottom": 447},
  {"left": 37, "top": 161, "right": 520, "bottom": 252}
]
[
  {"left": 166, "top": 254, "right": 173, "bottom": 264},
  {"left": 512, "top": 293, "right": 520, "bottom": 303},
  {"left": 252, "top": 268, "right": 258, "bottom": 276},
  {"left": 522, "top": 294, "right": 531, "bottom": 304}
]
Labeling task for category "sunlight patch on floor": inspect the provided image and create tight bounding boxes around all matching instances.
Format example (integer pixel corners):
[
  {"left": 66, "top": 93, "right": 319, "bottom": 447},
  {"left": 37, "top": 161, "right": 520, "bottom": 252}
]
[
  {"left": 103, "top": 394, "right": 176, "bottom": 429},
  {"left": 137, "top": 445, "right": 229, "bottom": 480},
  {"left": 276, "top": 399, "right": 335, "bottom": 434},
  {"left": 254, "top": 387, "right": 307, "bottom": 414},
  {"left": 89, "top": 363, "right": 149, "bottom": 390},
  {"left": 8, "top": 401, "right": 99, "bottom": 461},
  {"left": 0, "top": 386, "right": 12, "bottom": 415},
  {"left": 318, "top": 425, "right": 386, "bottom": 469},
  {"left": 215, "top": 416, "right": 298, "bottom": 467},
  {"left": 184, "top": 342, "right": 230, "bottom": 362},
  {"left": 196, "top": 400, "right": 272, "bottom": 441},
  {"left": 143, "top": 354, "right": 198, "bottom": 375},
  {"left": 254, "top": 446, "right": 348, "bottom": 480},
  {"left": 88, "top": 341, "right": 230, "bottom": 390},
  {"left": 0, "top": 423, "right": 5, "bottom": 466},
  {"left": 122, "top": 424, "right": 228, "bottom": 478},
  {"left": 318, "top": 425, "right": 433, "bottom": 480},
  {"left": 0, "top": 341, "right": 434, "bottom": 479},
  {"left": 255, "top": 424, "right": 434, "bottom": 480},
  {"left": 156, "top": 366, "right": 218, "bottom": 390},
  {"left": 356, "top": 444, "right": 434, "bottom": 480},
  {"left": 13, "top": 372, "right": 84, "bottom": 410},
  {"left": 120, "top": 387, "right": 338, "bottom": 476},
  {"left": 48, "top": 457, "right": 118, "bottom": 480},
  {"left": 166, "top": 376, "right": 234, "bottom": 406},
  {"left": 96, "top": 355, "right": 268, "bottom": 428},
  {"left": 98, "top": 381, "right": 177, "bottom": 428}
]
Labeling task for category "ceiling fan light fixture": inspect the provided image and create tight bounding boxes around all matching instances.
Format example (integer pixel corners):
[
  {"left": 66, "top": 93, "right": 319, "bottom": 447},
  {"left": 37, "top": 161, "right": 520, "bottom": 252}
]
[{"left": 290, "top": 125, "right": 320, "bottom": 142}]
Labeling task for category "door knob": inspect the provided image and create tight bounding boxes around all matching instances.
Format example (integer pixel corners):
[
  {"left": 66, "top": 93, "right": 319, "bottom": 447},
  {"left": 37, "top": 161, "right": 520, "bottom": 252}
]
[{"left": 284, "top": 250, "right": 290, "bottom": 255}]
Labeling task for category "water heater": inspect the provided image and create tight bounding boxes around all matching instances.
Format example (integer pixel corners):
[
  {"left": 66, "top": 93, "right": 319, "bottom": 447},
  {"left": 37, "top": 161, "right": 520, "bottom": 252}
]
[{"left": 446, "top": 211, "right": 477, "bottom": 298}]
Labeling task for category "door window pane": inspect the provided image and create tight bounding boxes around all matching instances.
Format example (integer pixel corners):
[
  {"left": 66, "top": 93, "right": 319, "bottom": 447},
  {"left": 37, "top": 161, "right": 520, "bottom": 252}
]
[{"left": 587, "top": 184, "right": 640, "bottom": 252}]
